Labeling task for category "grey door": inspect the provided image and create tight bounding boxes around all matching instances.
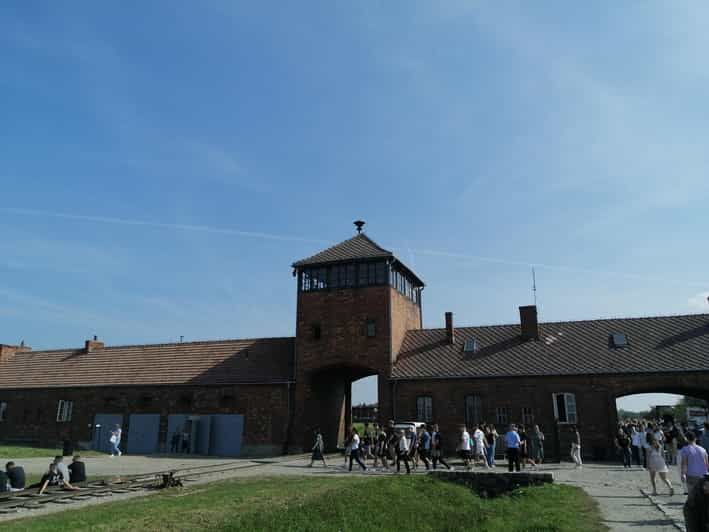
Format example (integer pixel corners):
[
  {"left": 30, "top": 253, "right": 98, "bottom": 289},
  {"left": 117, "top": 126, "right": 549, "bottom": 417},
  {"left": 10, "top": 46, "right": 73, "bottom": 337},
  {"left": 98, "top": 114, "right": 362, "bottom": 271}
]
[
  {"left": 92, "top": 414, "right": 124, "bottom": 453},
  {"left": 127, "top": 414, "right": 160, "bottom": 454},
  {"left": 167, "top": 414, "right": 189, "bottom": 453},
  {"left": 209, "top": 414, "right": 244, "bottom": 457}
]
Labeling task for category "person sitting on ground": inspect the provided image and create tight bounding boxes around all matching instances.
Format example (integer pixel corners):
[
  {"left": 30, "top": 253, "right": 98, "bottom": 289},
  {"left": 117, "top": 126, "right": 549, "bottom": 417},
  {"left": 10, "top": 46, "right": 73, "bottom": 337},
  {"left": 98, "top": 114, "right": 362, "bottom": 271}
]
[
  {"left": 5, "top": 462, "right": 25, "bottom": 491},
  {"left": 54, "top": 456, "right": 70, "bottom": 484},
  {"left": 68, "top": 455, "right": 87, "bottom": 484},
  {"left": 38, "top": 463, "right": 79, "bottom": 495},
  {"left": 0, "top": 467, "right": 9, "bottom": 493}
]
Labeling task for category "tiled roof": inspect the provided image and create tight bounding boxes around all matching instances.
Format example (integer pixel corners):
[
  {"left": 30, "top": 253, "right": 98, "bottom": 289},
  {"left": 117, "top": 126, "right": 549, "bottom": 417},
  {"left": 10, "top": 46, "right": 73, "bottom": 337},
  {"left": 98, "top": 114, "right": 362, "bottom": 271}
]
[
  {"left": 292, "top": 233, "right": 393, "bottom": 267},
  {"left": 0, "top": 337, "right": 294, "bottom": 390},
  {"left": 392, "top": 313, "right": 709, "bottom": 379}
]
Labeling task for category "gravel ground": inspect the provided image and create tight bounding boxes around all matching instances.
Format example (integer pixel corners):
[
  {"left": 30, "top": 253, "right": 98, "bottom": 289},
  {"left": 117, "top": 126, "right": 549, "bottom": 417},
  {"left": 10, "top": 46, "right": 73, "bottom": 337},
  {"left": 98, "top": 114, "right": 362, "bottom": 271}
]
[{"left": 0, "top": 454, "right": 689, "bottom": 530}]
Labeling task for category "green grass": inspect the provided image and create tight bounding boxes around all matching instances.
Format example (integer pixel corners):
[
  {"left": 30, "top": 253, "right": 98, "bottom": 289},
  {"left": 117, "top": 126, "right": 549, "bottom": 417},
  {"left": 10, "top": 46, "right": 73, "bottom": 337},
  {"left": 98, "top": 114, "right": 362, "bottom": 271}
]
[
  {"left": 0, "top": 445, "right": 103, "bottom": 460},
  {"left": 4, "top": 475, "right": 606, "bottom": 532}
]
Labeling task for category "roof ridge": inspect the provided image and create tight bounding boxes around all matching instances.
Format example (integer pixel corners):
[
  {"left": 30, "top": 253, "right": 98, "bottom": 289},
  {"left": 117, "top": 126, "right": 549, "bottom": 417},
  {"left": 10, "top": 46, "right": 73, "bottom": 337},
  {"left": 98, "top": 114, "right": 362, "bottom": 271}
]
[
  {"left": 414, "top": 312, "right": 709, "bottom": 333},
  {"left": 20, "top": 336, "right": 295, "bottom": 354}
]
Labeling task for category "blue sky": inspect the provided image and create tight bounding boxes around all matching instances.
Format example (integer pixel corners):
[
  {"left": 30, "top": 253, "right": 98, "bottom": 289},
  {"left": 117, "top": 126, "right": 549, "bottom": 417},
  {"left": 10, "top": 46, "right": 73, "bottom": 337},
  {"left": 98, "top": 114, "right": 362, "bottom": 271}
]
[{"left": 2, "top": 2, "right": 708, "bottom": 412}]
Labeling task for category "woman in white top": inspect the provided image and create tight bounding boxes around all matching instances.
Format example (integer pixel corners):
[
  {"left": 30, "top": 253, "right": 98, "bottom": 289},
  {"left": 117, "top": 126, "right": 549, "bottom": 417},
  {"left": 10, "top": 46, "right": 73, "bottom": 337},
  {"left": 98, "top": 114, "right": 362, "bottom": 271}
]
[
  {"left": 647, "top": 439, "right": 674, "bottom": 496},
  {"left": 348, "top": 428, "right": 366, "bottom": 472}
]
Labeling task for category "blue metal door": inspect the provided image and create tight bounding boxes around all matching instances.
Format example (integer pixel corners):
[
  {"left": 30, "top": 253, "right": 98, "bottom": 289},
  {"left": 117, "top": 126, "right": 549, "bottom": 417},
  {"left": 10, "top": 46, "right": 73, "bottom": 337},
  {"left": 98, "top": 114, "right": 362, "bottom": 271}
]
[
  {"left": 167, "top": 414, "right": 189, "bottom": 453},
  {"left": 127, "top": 414, "right": 160, "bottom": 454},
  {"left": 92, "top": 414, "right": 124, "bottom": 453},
  {"left": 209, "top": 415, "right": 244, "bottom": 457}
]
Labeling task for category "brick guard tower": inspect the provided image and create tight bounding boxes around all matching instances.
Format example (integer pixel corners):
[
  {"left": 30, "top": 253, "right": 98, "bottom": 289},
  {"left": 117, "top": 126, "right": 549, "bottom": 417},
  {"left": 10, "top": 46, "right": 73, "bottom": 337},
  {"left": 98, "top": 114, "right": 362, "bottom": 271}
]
[{"left": 290, "top": 222, "right": 423, "bottom": 451}]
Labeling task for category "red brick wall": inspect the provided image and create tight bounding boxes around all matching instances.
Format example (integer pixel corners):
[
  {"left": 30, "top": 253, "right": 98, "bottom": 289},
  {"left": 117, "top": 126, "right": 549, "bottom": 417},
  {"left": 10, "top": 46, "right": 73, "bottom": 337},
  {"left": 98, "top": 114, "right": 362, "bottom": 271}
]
[
  {"left": 390, "top": 288, "right": 421, "bottom": 363},
  {"left": 392, "top": 372, "right": 709, "bottom": 460},
  {"left": 0, "top": 383, "right": 291, "bottom": 456}
]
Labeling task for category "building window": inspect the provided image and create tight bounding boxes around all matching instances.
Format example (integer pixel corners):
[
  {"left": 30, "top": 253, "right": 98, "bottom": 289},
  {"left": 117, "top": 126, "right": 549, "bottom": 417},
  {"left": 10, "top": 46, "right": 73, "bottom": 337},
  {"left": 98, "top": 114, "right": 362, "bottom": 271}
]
[
  {"left": 311, "top": 324, "right": 322, "bottom": 340},
  {"left": 56, "top": 400, "right": 73, "bottom": 422},
  {"left": 553, "top": 393, "right": 577, "bottom": 424},
  {"left": 0, "top": 402, "right": 7, "bottom": 422},
  {"left": 522, "top": 407, "right": 534, "bottom": 426},
  {"left": 465, "top": 395, "right": 482, "bottom": 428},
  {"left": 416, "top": 396, "right": 433, "bottom": 422},
  {"left": 366, "top": 319, "right": 376, "bottom": 337},
  {"left": 495, "top": 406, "right": 510, "bottom": 425}
]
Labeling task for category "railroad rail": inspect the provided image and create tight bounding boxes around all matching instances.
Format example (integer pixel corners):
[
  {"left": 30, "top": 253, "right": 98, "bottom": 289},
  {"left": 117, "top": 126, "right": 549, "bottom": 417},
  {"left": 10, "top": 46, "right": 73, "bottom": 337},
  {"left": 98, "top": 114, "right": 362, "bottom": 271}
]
[{"left": 0, "top": 458, "right": 285, "bottom": 516}]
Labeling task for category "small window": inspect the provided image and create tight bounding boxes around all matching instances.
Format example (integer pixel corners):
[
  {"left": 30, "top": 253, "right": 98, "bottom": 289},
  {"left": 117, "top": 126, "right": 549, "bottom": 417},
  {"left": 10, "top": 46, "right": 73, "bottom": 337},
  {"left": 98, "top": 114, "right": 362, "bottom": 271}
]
[
  {"left": 465, "top": 395, "right": 482, "bottom": 428},
  {"left": 312, "top": 324, "right": 321, "bottom": 340},
  {"left": 56, "top": 400, "right": 73, "bottom": 422},
  {"left": 610, "top": 333, "right": 628, "bottom": 348},
  {"left": 495, "top": 406, "right": 510, "bottom": 425},
  {"left": 553, "top": 393, "right": 577, "bottom": 424},
  {"left": 522, "top": 406, "right": 534, "bottom": 426},
  {"left": 0, "top": 402, "right": 7, "bottom": 422},
  {"left": 366, "top": 319, "right": 376, "bottom": 337},
  {"left": 463, "top": 338, "right": 478, "bottom": 353},
  {"left": 416, "top": 396, "right": 433, "bottom": 422}
]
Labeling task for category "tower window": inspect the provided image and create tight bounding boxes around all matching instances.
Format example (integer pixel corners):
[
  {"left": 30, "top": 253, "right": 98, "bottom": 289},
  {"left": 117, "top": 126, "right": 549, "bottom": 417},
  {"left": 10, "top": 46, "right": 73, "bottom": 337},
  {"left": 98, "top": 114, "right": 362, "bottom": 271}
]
[
  {"left": 312, "top": 324, "right": 322, "bottom": 340},
  {"left": 366, "top": 320, "right": 376, "bottom": 337}
]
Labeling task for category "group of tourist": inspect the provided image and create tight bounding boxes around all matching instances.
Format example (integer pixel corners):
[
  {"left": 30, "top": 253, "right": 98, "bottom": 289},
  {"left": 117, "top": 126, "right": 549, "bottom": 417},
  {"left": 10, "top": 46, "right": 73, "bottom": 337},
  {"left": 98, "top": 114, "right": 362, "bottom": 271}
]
[
  {"left": 615, "top": 419, "right": 709, "bottom": 496},
  {"left": 0, "top": 455, "right": 88, "bottom": 495},
  {"left": 310, "top": 421, "right": 553, "bottom": 474}
]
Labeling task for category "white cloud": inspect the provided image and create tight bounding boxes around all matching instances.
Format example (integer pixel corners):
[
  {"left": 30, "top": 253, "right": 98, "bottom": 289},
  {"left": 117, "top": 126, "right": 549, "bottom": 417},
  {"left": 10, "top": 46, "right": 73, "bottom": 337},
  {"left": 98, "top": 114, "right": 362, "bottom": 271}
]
[{"left": 688, "top": 291, "right": 709, "bottom": 311}]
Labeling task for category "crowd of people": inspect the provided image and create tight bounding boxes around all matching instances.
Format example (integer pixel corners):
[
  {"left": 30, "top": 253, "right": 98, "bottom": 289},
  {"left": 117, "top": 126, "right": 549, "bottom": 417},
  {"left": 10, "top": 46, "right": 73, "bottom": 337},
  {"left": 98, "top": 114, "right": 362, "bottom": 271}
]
[
  {"left": 615, "top": 418, "right": 709, "bottom": 496},
  {"left": 0, "top": 455, "right": 88, "bottom": 495},
  {"left": 309, "top": 421, "right": 551, "bottom": 474}
]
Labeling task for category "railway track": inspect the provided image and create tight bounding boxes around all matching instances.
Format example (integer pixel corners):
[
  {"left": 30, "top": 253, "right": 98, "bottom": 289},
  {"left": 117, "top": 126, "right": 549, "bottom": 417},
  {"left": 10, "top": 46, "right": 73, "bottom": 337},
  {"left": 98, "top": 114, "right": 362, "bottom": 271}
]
[{"left": 0, "top": 458, "right": 286, "bottom": 516}]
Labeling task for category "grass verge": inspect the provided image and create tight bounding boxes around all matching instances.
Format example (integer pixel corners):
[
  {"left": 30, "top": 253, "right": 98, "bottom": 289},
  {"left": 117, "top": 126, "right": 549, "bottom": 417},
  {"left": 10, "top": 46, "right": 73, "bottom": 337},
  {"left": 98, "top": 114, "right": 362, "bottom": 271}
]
[
  {"left": 0, "top": 445, "right": 103, "bottom": 460},
  {"left": 4, "top": 475, "right": 606, "bottom": 532}
]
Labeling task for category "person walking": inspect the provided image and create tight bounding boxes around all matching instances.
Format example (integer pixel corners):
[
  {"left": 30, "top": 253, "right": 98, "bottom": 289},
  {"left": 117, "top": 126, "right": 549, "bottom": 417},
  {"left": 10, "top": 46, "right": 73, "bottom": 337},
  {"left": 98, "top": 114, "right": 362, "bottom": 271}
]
[
  {"left": 485, "top": 425, "right": 498, "bottom": 467},
  {"left": 459, "top": 426, "right": 473, "bottom": 470},
  {"left": 396, "top": 429, "right": 411, "bottom": 474},
  {"left": 309, "top": 428, "right": 327, "bottom": 468},
  {"left": 647, "top": 438, "right": 674, "bottom": 495},
  {"left": 530, "top": 425, "right": 545, "bottom": 466},
  {"left": 473, "top": 425, "right": 490, "bottom": 469},
  {"left": 505, "top": 424, "right": 521, "bottom": 472},
  {"left": 419, "top": 425, "right": 432, "bottom": 470},
  {"left": 348, "top": 428, "right": 366, "bottom": 472},
  {"left": 681, "top": 432, "right": 709, "bottom": 496},
  {"left": 373, "top": 425, "right": 389, "bottom": 470},
  {"left": 616, "top": 429, "right": 632, "bottom": 469},
  {"left": 431, "top": 424, "right": 451, "bottom": 470},
  {"left": 109, "top": 425, "right": 122, "bottom": 457},
  {"left": 570, "top": 426, "right": 582, "bottom": 468},
  {"left": 630, "top": 425, "right": 643, "bottom": 468}
]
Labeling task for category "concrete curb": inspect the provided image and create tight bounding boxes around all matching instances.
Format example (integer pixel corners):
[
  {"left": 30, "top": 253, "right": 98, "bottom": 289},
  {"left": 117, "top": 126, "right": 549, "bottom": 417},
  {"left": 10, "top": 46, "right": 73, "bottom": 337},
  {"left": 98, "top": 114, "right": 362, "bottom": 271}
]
[{"left": 640, "top": 488, "right": 685, "bottom": 532}]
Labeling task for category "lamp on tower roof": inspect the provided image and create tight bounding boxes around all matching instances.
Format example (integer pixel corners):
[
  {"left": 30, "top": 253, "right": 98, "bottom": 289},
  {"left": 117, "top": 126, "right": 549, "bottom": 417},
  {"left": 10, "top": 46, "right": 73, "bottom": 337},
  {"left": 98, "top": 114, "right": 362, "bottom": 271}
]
[{"left": 353, "top": 220, "right": 365, "bottom": 234}]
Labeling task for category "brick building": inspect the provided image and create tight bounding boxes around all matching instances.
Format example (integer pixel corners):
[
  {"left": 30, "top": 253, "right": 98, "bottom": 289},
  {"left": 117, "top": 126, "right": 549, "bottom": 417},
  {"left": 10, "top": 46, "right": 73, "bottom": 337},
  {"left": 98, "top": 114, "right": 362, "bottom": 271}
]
[{"left": 1, "top": 224, "right": 709, "bottom": 459}]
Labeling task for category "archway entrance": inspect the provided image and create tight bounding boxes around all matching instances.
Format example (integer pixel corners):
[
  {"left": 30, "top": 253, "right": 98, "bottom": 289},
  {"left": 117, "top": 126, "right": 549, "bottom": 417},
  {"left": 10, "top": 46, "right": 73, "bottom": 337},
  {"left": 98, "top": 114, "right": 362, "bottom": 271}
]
[
  {"left": 616, "top": 392, "right": 709, "bottom": 429},
  {"left": 306, "top": 365, "right": 378, "bottom": 452}
]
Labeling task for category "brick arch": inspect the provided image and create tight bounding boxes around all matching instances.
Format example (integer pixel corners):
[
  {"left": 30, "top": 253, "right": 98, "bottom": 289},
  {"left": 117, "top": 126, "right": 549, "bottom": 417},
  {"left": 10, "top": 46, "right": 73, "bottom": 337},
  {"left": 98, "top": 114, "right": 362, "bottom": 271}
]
[
  {"left": 297, "top": 364, "right": 381, "bottom": 453},
  {"left": 609, "top": 372, "right": 709, "bottom": 403}
]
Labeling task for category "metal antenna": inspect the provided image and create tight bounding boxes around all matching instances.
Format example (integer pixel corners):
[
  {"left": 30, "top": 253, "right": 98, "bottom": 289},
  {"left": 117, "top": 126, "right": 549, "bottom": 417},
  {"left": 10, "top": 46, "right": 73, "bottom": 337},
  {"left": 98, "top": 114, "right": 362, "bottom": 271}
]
[{"left": 532, "top": 267, "right": 537, "bottom": 306}]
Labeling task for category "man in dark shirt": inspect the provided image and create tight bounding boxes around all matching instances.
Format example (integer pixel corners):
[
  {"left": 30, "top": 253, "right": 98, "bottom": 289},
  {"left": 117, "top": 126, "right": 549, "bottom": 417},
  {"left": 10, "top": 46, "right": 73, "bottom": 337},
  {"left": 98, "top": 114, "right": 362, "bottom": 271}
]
[
  {"left": 0, "top": 469, "right": 9, "bottom": 492},
  {"left": 68, "top": 455, "right": 86, "bottom": 484},
  {"left": 5, "top": 461, "right": 25, "bottom": 491}
]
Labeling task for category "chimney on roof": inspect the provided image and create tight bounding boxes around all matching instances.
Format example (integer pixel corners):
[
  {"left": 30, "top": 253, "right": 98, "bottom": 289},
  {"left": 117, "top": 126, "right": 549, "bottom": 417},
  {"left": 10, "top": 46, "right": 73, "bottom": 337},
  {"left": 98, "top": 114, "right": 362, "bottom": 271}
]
[
  {"left": 519, "top": 305, "right": 539, "bottom": 341},
  {"left": 85, "top": 336, "right": 104, "bottom": 353},
  {"left": 0, "top": 345, "right": 17, "bottom": 363},
  {"left": 445, "top": 312, "right": 455, "bottom": 344}
]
